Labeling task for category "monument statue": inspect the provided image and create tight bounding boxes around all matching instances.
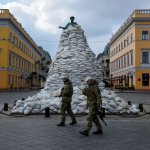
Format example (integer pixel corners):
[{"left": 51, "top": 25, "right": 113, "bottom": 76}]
[
  {"left": 59, "top": 16, "right": 77, "bottom": 30},
  {"left": 11, "top": 17, "right": 137, "bottom": 116}
]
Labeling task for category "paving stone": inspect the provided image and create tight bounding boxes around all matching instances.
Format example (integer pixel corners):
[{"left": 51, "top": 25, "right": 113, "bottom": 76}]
[{"left": 0, "top": 90, "right": 150, "bottom": 150}]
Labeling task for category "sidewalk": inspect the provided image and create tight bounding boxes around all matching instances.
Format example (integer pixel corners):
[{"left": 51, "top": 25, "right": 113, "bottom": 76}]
[
  {"left": 0, "top": 88, "right": 41, "bottom": 92},
  {"left": 0, "top": 91, "right": 150, "bottom": 150},
  {"left": 113, "top": 88, "right": 150, "bottom": 93},
  {"left": 0, "top": 114, "right": 150, "bottom": 150}
]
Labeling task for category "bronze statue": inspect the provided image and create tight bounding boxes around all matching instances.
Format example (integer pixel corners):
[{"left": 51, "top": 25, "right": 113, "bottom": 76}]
[{"left": 59, "top": 16, "right": 77, "bottom": 30}]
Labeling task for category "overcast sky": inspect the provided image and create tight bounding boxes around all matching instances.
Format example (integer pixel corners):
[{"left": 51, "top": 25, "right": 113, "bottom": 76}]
[{"left": 1, "top": 0, "right": 150, "bottom": 59}]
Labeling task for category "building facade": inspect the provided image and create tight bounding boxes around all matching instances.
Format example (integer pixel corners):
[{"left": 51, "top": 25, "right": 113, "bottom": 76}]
[
  {"left": 109, "top": 9, "right": 150, "bottom": 90},
  {"left": 98, "top": 43, "right": 110, "bottom": 87},
  {"left": 0, "top": 9, "right": 51, "bottom": 90}
]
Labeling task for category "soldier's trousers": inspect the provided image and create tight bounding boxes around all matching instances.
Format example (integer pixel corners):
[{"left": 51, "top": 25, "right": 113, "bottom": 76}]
[
  {"left": 61, "top": 102, "right": 76, "bottom": 123},
  {"left": 86, "top": 107, "right": 102, "bottom": 131}
]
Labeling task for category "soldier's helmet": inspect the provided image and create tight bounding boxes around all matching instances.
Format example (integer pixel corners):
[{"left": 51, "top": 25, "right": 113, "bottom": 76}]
[{"left": 62, "top": 77, "right": 69, "bottom": 82}]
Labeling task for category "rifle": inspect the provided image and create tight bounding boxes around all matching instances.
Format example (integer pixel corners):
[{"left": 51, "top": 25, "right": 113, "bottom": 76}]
[
  {"left": 55, "top": 87, "right": 65, "bottom": 97},
  {"left": 96, "top": 107, "right": 107, "bottom": 127},
  {"left": 55, "top": 94, "right": 62, "bottom": 97}
]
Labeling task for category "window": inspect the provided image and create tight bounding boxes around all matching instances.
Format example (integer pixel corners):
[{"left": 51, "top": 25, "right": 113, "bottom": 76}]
[
  {"left": 121, "top": 42, "right": 123, "bottom": 49},
  {"left": 127, "top": 53, "right": 129, "bottom": 66},
  {"left": 127, "top": 36, "right": 129, "bottom": 45},
  {"left": 124, "top": 40, "right": 127, "bottom": 47},
  {"left": 124, "top": 55, "right": 126, "bottom": 68},
  {"left": 16, "top": 58, "right": 18, "bottom": 68},
  {"left": 119, "top": 44, "right": 121, "bottom": 51},
  {"left": 106, "top": 60, "right": 109, "bottom": 68},
  {"left": 142, "top": 51, "right": 149, "bottom": 63},
  {"left": 13, "top": 35, "right": 15, "bottom": 44},
  {"left": 117, "top": 59, "right": 119, "bottom": 70},
  {"left": 121, "top": 56, "right": 123, "bottom": 68},
  {"left": 21, "top": 43, "right": 23, "bottom": 51},
  {"left": 13, "top": 56, "right": 15, "bottom": 67},
  {"left": 119, "top": 59, "right": 120, "bottom": 69},
  {"left": 116, "top": 46, "right": 118, "bottom": 53},
  {"left": 130, "top": 51, "right": 133, "bottom": 65},
  {"left": 131, "top": 33, "right": 133, "bottom": 42},
  {"left": 142, "top": 31, "right": 148, "bottom": 40},
  {"left": 9, "top": 54, "right": 11, "bottom": 66},
  {"left": 9, "top": 32, "right": 12, "bottom": 42},
  {"left": 19, "top": 41, "right": 21, "bottom": 48},
  {"left": 142, "top": 73, "right": 149, "bottom": 86},
  {"left": 16, "top": 38, "right": 18, "bottom": 46}
]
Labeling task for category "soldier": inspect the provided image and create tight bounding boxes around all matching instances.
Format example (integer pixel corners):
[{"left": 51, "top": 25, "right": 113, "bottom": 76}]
[
  {"left": 57, "top": 77, "right": 77, "bottom": 126},
  {"left": 79, "top": 77, "right": 103, "bottom": 136},
  {"left": 91, "top": 78, "right": 102, "bottom": 106}
]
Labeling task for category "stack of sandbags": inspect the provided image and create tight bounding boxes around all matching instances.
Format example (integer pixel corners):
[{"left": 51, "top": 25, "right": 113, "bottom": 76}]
[{"left": 11, "top": 24, "right": 139, "bottom": 115}]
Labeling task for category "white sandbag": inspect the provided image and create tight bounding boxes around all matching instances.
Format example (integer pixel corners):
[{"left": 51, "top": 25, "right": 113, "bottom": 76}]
[
  {"left": 11, "top": 22, "right": 137, "bottom": 114},
  {"left": 24, "top": 107, "right": 32, "bottom": 115}
]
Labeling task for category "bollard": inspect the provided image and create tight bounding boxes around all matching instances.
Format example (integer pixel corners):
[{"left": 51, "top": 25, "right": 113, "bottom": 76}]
[
  {"left": 128, "top": 101, "right": 131, "bottom": 105},
  {"left": 4, "top": 103, "right": 8, "bottom": 111},
  {"left": 22, "top": 98, "right": 25, "bottom": 101},
  {"left": 45, "top": 107, "right": 50, "bottom": 117},
  {"left": 139, "top": 104, "right": 143, "bottom": 112}
]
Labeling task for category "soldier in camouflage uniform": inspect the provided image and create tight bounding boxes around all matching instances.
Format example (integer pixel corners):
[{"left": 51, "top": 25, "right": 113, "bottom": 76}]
[
  {"left": 57, "top": 77, "right": 77, "bottom": 126},
  {"left": 79, "top": 77, "right": 103, "bottom": 136}
]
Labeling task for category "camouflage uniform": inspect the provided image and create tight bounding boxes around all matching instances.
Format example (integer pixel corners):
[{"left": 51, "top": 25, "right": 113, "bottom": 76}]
[
  {"left": 82, "top": 80, "right": 102, "bottom": 132},
  {"left": 59, "top": 80, "right": 76, "bottom": 124},
  {"left": 91, "top": 79, "right": 102, "bottom": 106}
]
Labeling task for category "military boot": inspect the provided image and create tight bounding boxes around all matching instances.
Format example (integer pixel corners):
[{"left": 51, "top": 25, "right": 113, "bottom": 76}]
[
  {"left": 57, "top": 122, "right": 65, "bottom": 127},
  {"left": 93, "top": 129, "right": 103, "bottom": 134},
  {"left": 79, "top": 130, "right": 89, "bottom": 136},
  {"left": 70, "top": 120, "right": 77, "bottom": 125}
]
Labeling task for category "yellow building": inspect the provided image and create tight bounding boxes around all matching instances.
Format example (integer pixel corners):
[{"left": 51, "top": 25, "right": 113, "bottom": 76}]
[
  {"left": 0, "top": 9, "right": 46, "bottom": 90},
  {"left": 109, "top": 9, "right": 150, "bottom": 90}
]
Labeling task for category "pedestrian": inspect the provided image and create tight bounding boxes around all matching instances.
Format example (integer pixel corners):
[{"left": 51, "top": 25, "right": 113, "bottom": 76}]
[
  {"left": 57, "top": 77, "right": 77, "bottom": 126},
  {"left": 79, "top": 77, "right": 103, "bottom": 136}
]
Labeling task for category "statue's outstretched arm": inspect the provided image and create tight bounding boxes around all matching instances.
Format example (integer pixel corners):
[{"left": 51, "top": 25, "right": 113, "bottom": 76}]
[
  {"left": 58, "top": 23, "right": 70, "bottom": 30},
  {"left": 58, "top": 26, "right": 66, "bottom": 29}
]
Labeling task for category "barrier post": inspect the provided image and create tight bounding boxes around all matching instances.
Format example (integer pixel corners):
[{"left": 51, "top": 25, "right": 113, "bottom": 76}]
[
  {"left": 128, "top": 101, "right": 131, "bottom": 105},
  {"left": 45, "top": 107, "right": 50, "bottom": 117},
  {"left": 139, "top": 104, "right": 143, "bottom": 112},
  {"left": 4, "top": 103, "right": 8, "bottom": 111}
]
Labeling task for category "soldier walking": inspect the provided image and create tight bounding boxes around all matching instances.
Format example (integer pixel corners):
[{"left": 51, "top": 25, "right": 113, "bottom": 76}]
[
  {"left": 57, "top": 77, "right": 77, "bottom": 126},
  {"left": 79, "top": 77, "right": 103, "bottom": 136}
]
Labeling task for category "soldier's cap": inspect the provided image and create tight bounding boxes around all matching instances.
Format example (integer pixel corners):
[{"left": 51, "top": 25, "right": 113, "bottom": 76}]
[{"left": 85, "top": 76, "right": 93, "bottom": 82}]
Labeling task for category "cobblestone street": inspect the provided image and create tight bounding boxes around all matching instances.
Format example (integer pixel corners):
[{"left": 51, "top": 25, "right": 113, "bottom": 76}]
[
  {"left": 1, "top": 1, "right": 150, "bottom": 150},
  {"left": 0, "top": 115, "right": 150, "bottom": 150},
  {"left": 0, "top": 90, "right": 150, "bottom": 150}
]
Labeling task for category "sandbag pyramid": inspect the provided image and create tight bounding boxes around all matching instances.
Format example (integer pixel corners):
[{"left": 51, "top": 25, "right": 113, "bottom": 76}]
[
  {"left": 11, "top": 24, "right": 139, "bottom": 114},
  {"left": 45, "top": 24, "right": 102, "bottom": 91}
]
